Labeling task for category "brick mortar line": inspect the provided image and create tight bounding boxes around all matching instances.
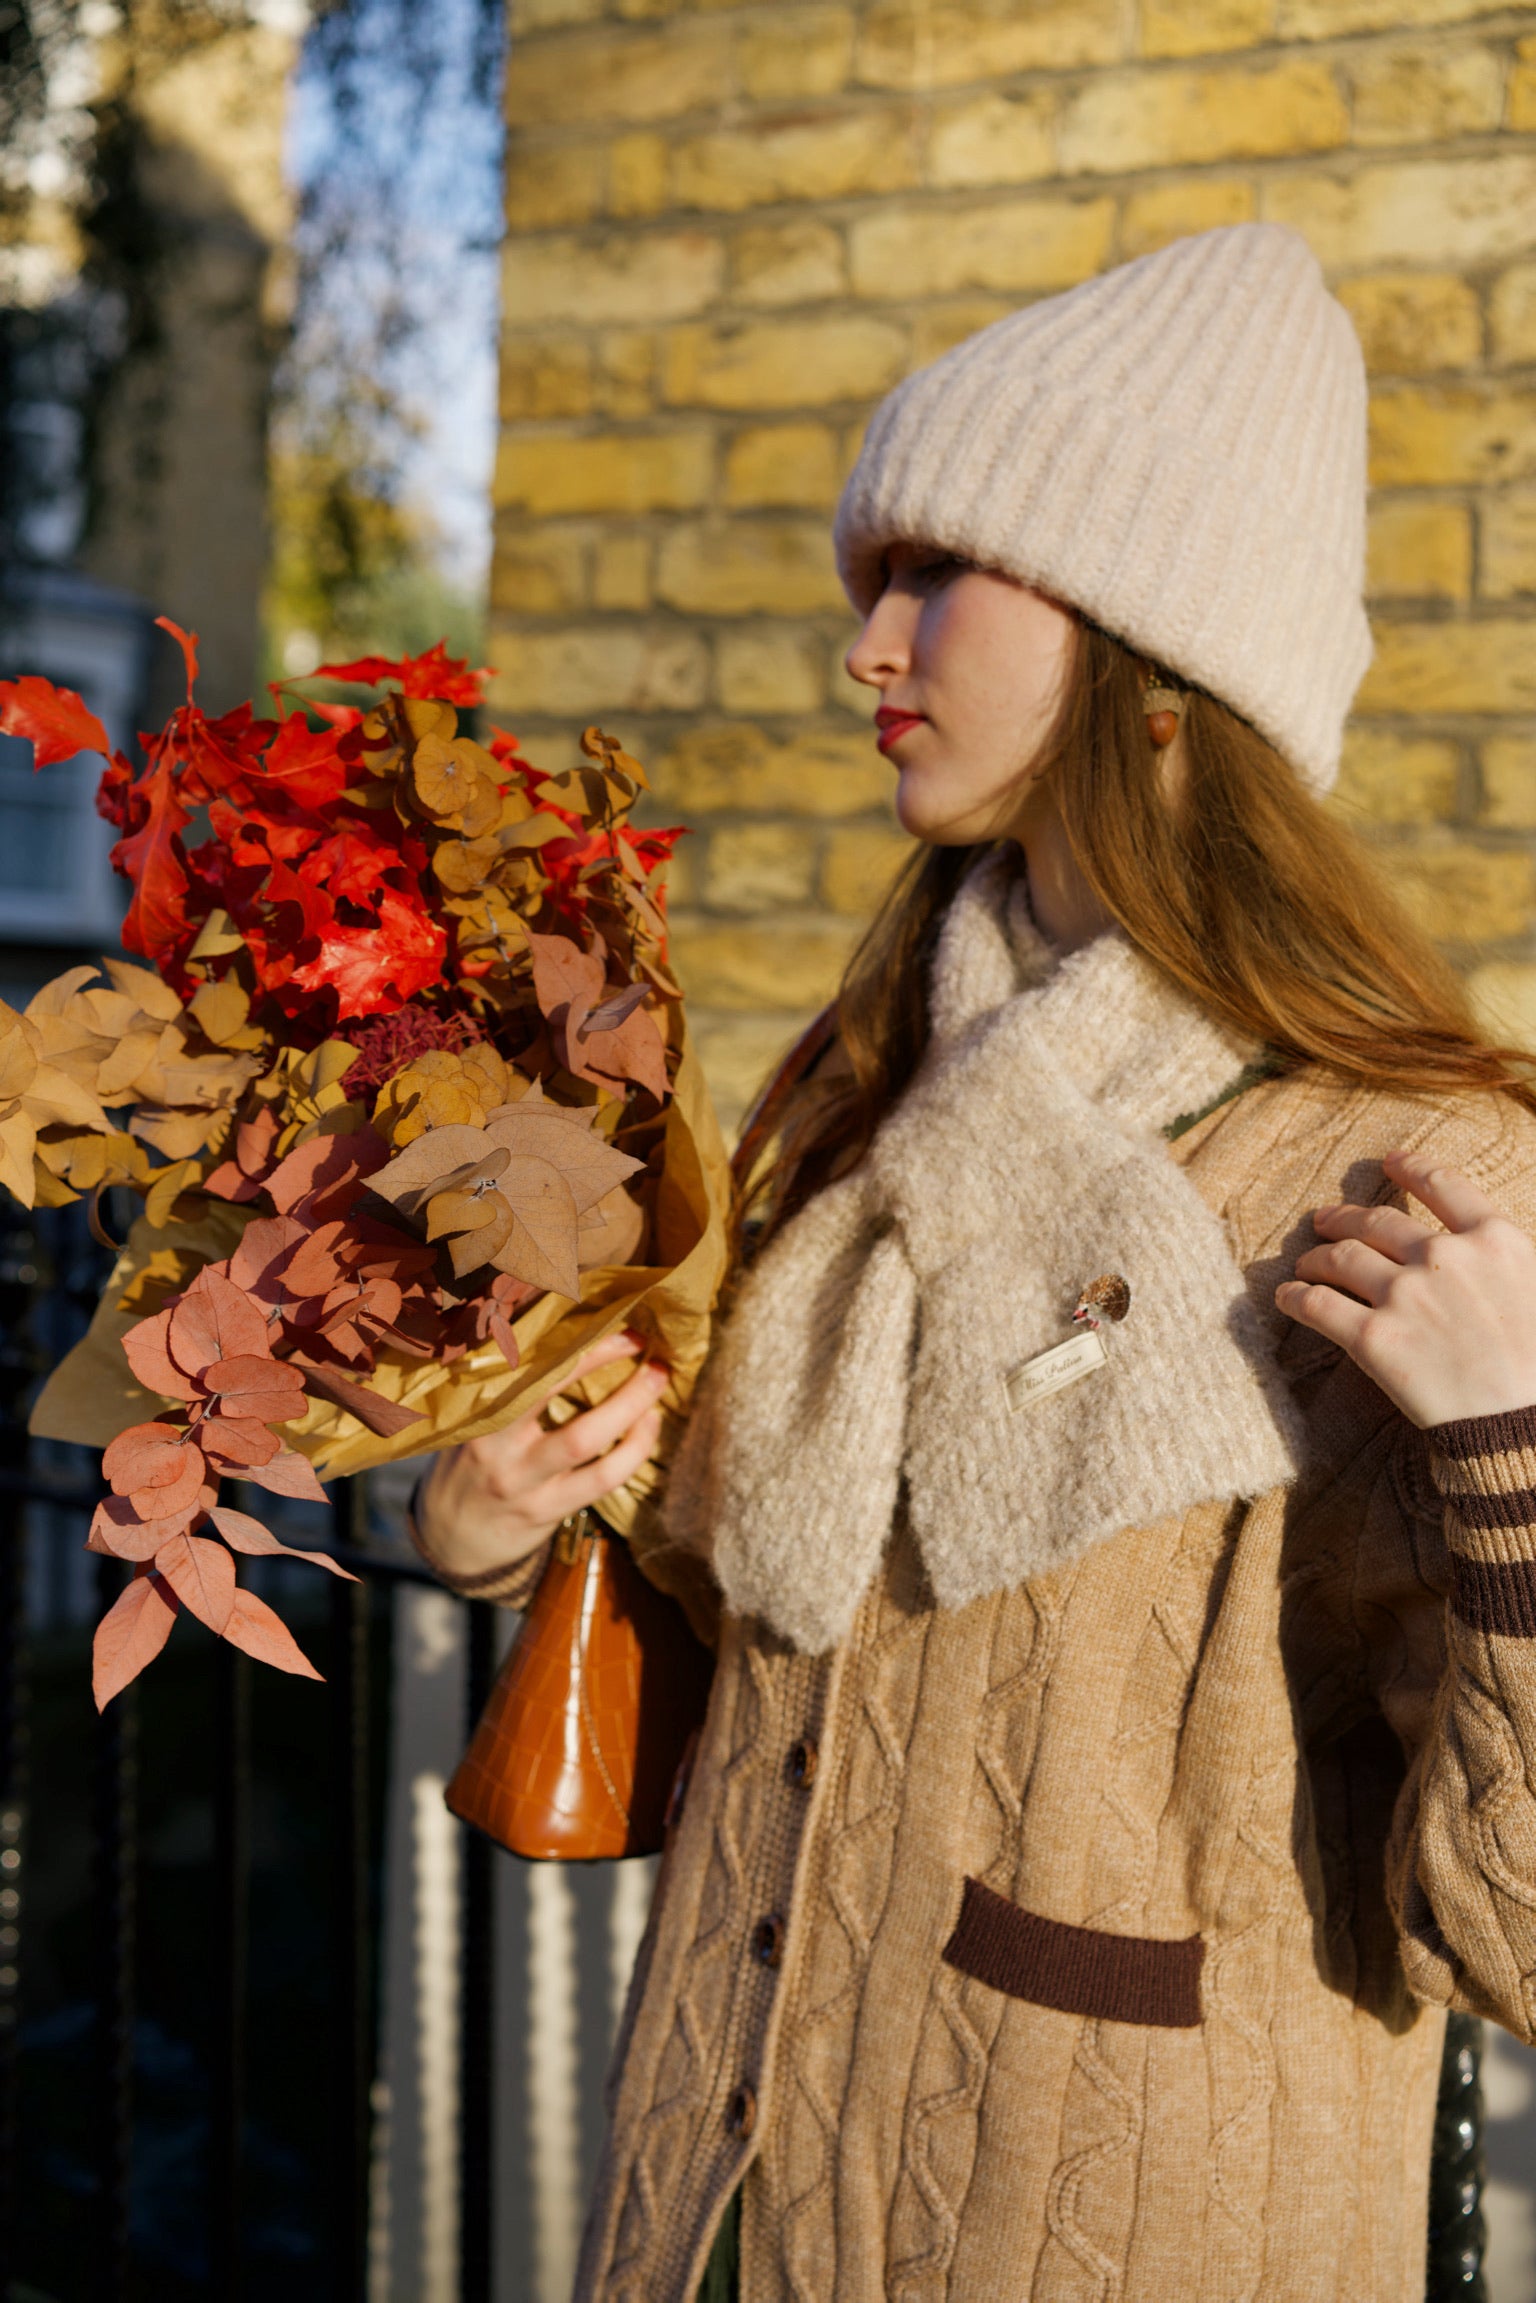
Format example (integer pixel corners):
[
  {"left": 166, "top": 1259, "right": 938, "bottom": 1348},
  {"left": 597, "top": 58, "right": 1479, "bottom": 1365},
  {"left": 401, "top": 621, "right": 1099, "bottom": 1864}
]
[
  {"left": 495, "top": 148, "right": 1536, "bottom": 268},
  {"left": 503, "top": 5, "right": 1536, "bottom": 75}
]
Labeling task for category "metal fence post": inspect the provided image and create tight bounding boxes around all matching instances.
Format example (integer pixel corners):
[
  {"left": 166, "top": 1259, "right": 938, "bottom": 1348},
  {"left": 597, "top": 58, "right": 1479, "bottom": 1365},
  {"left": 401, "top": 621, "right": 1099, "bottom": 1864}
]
[
  {"left": 211, "top": 1638, "right": 251, "bottom": 2298},
  {"left": 1427, "top": 2010, "right": 1487, "bottom": 2301},
  {"left": 460, "top": 1601, "right": 497, "bottom": 2303},
  {"left": 94, "top": 1556, "right": 137, "bottom": 2303},
  {"left": 332, "top": 1478, "right": 372, "bottom": 2302}
]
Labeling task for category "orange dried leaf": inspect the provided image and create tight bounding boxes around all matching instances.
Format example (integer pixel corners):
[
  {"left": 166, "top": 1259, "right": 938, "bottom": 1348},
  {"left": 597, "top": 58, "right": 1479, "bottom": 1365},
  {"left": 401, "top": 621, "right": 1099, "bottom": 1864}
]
[
  {"left": 483, "top": 1102, "right": 642, "bottom": 1216},
  {"left": 490, "top": 1153, "right": 581, "bottom": 1299}
]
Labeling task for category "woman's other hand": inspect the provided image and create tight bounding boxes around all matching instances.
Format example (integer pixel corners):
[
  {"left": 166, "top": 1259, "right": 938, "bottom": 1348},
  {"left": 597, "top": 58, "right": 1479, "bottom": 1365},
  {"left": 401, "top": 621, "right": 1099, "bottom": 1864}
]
[
  {"left": 413, "top": 1330, "right": 670, "bottom": 1581},
  {"left": 1275, "top": 1151, "right": 1536, "bottom": 1429}
]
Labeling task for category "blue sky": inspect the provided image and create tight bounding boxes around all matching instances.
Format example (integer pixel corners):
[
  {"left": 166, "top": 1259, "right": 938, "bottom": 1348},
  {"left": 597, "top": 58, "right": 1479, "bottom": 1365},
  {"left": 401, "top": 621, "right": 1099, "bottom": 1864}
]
[{"left": 282, "top": 0, "right": 506, "bottom": 595}]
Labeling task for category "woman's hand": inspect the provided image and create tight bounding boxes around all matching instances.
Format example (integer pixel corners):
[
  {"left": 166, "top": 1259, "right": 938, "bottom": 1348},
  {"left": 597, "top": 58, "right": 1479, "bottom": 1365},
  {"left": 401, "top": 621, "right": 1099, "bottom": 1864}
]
[
  {"left": 1275, "top": 1150, "right": 1536, "bottom": 1429},
  {"left": 413, "top": 1330, "right": 670, "bottom": 1582}
]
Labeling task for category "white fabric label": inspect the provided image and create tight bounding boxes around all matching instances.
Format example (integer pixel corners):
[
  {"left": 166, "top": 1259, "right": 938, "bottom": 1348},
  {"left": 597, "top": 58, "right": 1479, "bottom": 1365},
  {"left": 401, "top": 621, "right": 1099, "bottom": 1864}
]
[{"left": 1004, "top": 1328, "right": 1108, "bottom": 1412}]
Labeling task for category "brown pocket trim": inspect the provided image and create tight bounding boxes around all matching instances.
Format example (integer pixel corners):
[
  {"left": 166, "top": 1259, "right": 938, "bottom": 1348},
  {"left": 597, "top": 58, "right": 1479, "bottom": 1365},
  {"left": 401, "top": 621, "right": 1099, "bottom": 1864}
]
[{"left": 941, "top": 1877, "right": 1204, "bottom": 2028}]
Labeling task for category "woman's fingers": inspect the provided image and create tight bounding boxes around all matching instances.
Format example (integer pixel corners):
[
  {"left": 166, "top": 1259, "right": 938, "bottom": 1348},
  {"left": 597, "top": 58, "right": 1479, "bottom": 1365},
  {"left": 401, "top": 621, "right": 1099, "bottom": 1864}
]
[
  {"left": 1293, "top": 1236, "right": 1401, "bottom": 1306},
  {"left": 528, "top": 1356, "right": 670, "bottom": 1480},
  {"left": 1274, "top": 1276, "right": 1373, "bottom": 1353},
  {"left": 569, "top": 1329, "right": 648, "bottom": 1382},
  {"left": 544, "top": 1404, "right": 665, "bottom": 1521},
  {"left": 1310, "top": 1200, "right": 1432, "bottom": 1264},
  {"left": 1383, "top": 1149, "right": 1502, "bottom": 1236}
]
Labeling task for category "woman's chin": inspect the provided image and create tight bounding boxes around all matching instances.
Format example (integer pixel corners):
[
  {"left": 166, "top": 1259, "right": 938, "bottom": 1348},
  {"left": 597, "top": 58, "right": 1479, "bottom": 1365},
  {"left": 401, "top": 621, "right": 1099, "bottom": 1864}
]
[{"left": 894, "top": 778, "right": 994, "bottom": 847}]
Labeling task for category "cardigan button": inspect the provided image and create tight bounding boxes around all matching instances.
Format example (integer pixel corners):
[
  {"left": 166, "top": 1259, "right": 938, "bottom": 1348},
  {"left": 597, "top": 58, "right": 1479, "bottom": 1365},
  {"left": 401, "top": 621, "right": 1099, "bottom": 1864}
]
[
  {"left": 752, "top": 1914, "right": 785, "bottom": 1969},
  {"left": 727, "top": 2083, "right": 758, "bottom": 2140},
  {"left": 787, "top": 1736, "right": 818, "bottom": 1788}
]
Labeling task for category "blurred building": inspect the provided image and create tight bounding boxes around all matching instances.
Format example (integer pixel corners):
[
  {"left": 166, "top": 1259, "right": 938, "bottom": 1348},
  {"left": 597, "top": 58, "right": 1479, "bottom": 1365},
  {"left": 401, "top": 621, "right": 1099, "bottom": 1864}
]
[{"left": 489, "top": 0, "right": 1536, "bottom": 1130}]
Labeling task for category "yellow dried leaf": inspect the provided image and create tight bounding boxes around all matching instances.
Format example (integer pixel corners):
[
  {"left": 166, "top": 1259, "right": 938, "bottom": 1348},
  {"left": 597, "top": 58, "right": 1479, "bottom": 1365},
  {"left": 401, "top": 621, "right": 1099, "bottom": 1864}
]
[
  {"left": 404, "top": 697, "right": 455, "bottom": 744},
  {"left": 97, "top": 1029, "right": 167, "bottom": 1100},
  {"left": 187, "top": 909, "right": 245, "bottom": 961},
  {"left": 432, "top": 837, "right": 501, "bottom": 894},
  {"left": 144, "top": 1158, "right": 200, "bottom": 1229},
  {"left": 118, "top": 1246, "right": 202, "bottom": 1316},
  {"left": 189, "top": 977, "right": 250, "bottom": 1047},
  {"left": 31, "top": 1160, "right": 77, "bottom": 1207},
  {"left": 101, "top": 958, "right": 183, "bottom": 1022}
]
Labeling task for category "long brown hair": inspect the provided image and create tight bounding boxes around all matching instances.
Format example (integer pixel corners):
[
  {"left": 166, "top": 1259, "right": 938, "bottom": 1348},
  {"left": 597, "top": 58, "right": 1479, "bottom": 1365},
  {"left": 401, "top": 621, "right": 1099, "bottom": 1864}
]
[{"left": 743, "top": 620, "right": 1534, "bottom": 1250}]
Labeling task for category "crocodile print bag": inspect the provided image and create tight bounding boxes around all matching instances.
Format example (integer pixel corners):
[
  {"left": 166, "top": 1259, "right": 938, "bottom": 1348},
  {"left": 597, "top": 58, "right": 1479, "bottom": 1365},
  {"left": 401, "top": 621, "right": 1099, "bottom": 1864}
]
[
  {"left": 445, "top": 1509, "right": 713, "bottom": 1859},
  {"left": 444, "top": 1008, "right": 837, "bottom": 1861}
]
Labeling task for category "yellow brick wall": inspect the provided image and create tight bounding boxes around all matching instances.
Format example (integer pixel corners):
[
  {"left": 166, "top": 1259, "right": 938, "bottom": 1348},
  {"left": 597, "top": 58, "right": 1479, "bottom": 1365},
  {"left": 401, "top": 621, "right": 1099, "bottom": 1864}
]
[{"left": 490, "top": 0, "right": 1536, "bottom": 1126}]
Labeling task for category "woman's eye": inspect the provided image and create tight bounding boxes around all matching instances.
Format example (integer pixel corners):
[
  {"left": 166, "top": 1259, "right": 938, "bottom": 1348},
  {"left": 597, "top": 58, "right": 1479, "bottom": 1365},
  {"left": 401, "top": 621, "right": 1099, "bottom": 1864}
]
[{"left": 911, "top": 556, "right": 963, "bottom": 588}]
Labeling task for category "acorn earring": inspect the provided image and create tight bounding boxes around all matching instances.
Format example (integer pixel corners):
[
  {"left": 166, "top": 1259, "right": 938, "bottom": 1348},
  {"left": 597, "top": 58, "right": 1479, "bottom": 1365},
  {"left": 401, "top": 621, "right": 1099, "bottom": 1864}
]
[{"left": 1144, "top": 681, "right": 1182, "bottom": 749}]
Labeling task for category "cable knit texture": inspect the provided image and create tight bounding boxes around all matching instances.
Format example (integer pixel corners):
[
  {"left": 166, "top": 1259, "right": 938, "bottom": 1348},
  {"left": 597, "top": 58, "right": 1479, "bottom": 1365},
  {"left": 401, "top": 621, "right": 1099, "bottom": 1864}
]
[
  {"left": 833, "top": 223, "right": 1370, "bottom": 794},
  {"left": 575, "top": 1064, "right": 1536, "bottom": 2303},
  {"left": 666, "top": 851, "right": 1300, "bottom": 1652}
]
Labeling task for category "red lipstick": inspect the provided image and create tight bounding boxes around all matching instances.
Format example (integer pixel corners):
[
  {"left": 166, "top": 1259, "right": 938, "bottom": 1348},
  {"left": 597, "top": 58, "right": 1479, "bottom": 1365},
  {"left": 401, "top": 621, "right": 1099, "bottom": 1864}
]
[{"left": 874, "top": 706, "right": 925, "bottom": 755}]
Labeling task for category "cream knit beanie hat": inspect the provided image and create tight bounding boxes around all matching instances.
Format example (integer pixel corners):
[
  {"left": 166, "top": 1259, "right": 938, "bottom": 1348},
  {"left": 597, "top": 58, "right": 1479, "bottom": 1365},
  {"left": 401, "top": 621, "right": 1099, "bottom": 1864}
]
[{"left": 834, "top": 223, "right": 1370, "bottom": 794}]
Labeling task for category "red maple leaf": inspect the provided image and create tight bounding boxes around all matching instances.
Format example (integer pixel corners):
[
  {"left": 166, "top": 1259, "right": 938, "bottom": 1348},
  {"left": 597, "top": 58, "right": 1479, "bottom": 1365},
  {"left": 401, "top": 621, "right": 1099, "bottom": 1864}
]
[
  {"left": 110, "top": 727, "right": 194, "bottom": 962},
  {"left": 0, "top": 676, "right": 111, "bottom": 766},
  {"left": 307, "top": 642, "right": 490, "bottom": 707},
  {"left": 247, "top": 712, "right": 350, "bottom": 811},
  {"left": 285, "top": 888, "right": 446, "bottom": 1016}
]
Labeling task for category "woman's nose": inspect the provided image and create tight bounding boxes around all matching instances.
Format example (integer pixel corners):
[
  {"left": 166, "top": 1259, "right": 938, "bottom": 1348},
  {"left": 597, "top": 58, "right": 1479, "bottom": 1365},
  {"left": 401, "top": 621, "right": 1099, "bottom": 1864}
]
[{"left": 845, "top": 587, "right": 916, "bottom": 689}]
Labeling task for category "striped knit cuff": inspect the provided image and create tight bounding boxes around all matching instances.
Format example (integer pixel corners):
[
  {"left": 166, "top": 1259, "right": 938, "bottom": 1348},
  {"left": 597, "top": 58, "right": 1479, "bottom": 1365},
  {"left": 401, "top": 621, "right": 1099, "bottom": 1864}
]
[
  {"left": 405, "top": 1474, "right": 552, "bottom": 1610},
  {"left": 1429, "top": 1403, "right": 1536, "bottom": 1637}
]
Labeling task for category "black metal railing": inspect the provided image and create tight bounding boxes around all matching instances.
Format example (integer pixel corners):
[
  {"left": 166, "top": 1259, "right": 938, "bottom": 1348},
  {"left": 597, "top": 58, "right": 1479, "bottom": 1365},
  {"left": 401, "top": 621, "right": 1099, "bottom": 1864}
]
[
  {"left": 0, "top": 1457, "right": 499, "bottom": 2302},
  {"left": 0, "top": 1199, "right": 1493, "bottom": 2301}
]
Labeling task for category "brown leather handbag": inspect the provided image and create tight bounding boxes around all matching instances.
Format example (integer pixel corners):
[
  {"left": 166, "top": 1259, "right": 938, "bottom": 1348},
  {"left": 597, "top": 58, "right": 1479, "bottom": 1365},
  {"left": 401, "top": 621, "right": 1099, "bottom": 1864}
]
[
  {"left": 445, "top": 1007, "right": 837, "bottom": 1861},
  {"left": 445, "top": 1509, "right": 714, "bottom": 1859}
]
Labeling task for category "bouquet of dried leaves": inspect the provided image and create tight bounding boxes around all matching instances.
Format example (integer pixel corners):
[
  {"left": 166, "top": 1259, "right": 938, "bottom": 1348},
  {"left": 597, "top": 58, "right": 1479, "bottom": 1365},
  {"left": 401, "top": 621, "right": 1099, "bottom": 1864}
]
[{"left": 0, "top": 623, "right": 728, "bottom": 1707}]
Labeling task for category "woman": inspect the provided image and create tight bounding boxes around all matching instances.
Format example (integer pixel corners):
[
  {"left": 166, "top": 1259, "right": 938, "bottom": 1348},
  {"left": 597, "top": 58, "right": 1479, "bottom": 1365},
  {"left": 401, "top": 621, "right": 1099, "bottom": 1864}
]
[{"left": 417, "top": 224, "right": 1536, "bottom": 2300}]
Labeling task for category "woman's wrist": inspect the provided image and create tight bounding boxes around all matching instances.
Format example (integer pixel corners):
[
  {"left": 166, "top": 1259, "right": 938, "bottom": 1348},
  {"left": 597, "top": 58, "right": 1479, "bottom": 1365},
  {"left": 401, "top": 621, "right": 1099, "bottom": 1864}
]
[{"left": 408, "top": 1451, "right": 558, "bottom": 1586}]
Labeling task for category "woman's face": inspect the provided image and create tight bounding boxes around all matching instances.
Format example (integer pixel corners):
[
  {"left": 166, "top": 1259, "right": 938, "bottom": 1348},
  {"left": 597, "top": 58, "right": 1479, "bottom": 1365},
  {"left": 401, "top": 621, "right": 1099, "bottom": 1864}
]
[{"left": 845, "top": 543, "right": 1077, "bottom": 845}]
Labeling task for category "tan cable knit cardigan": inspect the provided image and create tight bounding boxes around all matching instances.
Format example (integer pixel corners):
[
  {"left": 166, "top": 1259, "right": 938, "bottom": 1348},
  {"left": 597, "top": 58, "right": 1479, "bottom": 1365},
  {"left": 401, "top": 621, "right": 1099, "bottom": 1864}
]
[{"left": 566, "top": 1027, "right": 1536, "bottom": 2303}]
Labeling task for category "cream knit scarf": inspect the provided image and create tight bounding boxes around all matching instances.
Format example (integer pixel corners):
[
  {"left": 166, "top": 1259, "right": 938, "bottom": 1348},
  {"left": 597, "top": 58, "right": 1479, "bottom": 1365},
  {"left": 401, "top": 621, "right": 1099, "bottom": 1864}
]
[{"left": 666, "top": 851, "right": 1302, "bottom": 1655}]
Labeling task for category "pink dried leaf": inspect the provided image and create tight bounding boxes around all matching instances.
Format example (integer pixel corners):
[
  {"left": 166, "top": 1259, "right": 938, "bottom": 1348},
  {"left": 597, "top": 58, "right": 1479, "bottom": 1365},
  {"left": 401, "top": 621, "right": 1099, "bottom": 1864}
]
[
  {"left": 209, "top": 1505, "right": 358, "bottom": 1580},
  {"left": 154, "top": 1530, "right": 236, "bottom": 1634},
  {"left": 127, "top": 1444, "right": 208, "bottom": 1524},
  {"left": 240, "top": 1448, "right": 329, "bottom": 1503},
  {"left": 526, "top": 931, "right": 603, "bottom": 1023},
  {"left": 265, "top": 1129, "right": 388, "bottom": 1222},
  {"left": 580, "top": 980, "right": 652, "bottom": 1036},
  {"left": 228, "top": 1213, "right": 308, "bottom": 1297},
  {"left": 101, "top": 1420, "right": 191, "bottom": 1491},
  {"left": 198, "top": 1415, "right": 282, "bottom": 1469},
  {"left": 93, "top": 1570, "right": 179, "bottom": 1709},
  {"left": 167, "top": 1267, "right": 272, "bottom": 1376},
  {"left": 203, "top": 1354, "right": 308, "bottom": 1423},
  {"left": 120, "top": 1310, "right": 200, "bottom": 1401},
  {"left": 219, "top": 1588, "right": 323, "bottom": 1680},
  {"left": 87, "top": 1493, "right": 204, "bottom": 1562},
  {"left": 285, "top": 1356, "right": 426, "bottom": 1438}
]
